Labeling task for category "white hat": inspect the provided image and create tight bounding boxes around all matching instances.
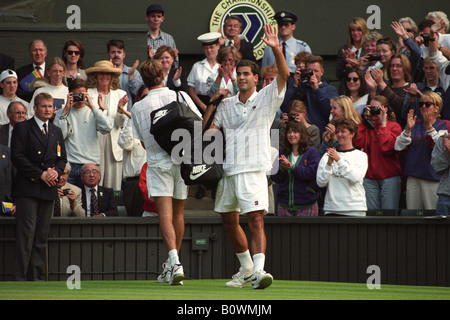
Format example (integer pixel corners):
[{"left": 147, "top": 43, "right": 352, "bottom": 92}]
[
  {"left": 197, "top": 32, "right": 221, "bottom": 45},
  {"left": 0, "top": 69, "right": 17, "bottom": 82}
]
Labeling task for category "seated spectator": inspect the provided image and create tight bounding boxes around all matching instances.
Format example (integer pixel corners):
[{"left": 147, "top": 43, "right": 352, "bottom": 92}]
[
  {"left": 80, "top": 163, "right": 118, "bottom": 217},
  {"left": 16, "top": 39, "right": 48, "bottom": 102},
  {"left": 61, "top": 39, "right": 87, "bottom": 87},
  {"left": 354, "top": 95, "right": 402, "bottom": 210},
  {"left": 336, "top": 17, "right": 369, "bottom": 94},
  {"left": 366, "top": 53, "right": 412, "bottom": 127},
  {"left": 206, "top": 45, "right": 241, "bottom": 97},
  {"left": 53, "top": 162, "right": 85, "bottom": 217},
  {"left": 319, "top": 95, "right": 361, "bottom": 155},
  {"left": 395, "top": 92, "right": 450, "bottom": 210},
  {"left": 297, "top": 55, "right": 338, "bottom": 136},
  {"left": 431, "top": 133, "right": 450, "bottom": 216},
  {"left": 0, "top": 70, "right": 28, "bottom": 125},
  {"left": 281, "top": 100, "right": 320, "bottom": 149},
  {"left": 154, "top": 45, "right": 188, "bottom": 92},
  {"left": 53, "top": 79, "right": 113, "bottom": 188},
  {"left": 0, "top": 142, "right": 13, "bottom": 216},
  {"left": 343, "top": 68, "right": 369, "bottom": 115},
  {"left": 0, "top": 101, "right": 27, "bottom": 147},
  {"left": 316, "top": 118, "right": 368, "bottom": 216},
  {"left": 28, "top": 57, "right": 69, "bottom": 117},
  {"left": 271, "top": 120, "right": 320, "bottom": 216}
]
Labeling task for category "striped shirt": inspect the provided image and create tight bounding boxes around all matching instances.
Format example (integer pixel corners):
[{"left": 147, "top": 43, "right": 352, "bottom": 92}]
[{"left": 147, "top": 31, "right": 178, "bottom": 67}]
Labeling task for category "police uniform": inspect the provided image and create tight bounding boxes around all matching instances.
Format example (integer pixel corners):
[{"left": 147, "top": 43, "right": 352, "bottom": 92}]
[{"left": 261, "top": 11, "right": 311, "bottom": 73}]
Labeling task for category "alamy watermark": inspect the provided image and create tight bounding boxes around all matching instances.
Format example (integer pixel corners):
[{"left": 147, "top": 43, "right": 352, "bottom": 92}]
[
  {"left": 66, "top": 265, "right": 81, "bottom": 289},
  {"left": 366, "top": 265, "right": 381, "bottom": 289}
]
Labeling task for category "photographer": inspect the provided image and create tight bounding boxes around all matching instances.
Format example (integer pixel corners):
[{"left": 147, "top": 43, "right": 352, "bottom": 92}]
[
  {"left": 353, "top": 95, "right": 402, "bottom": 211},
  {"left": 53, "top": 162, "right": 85, "bottom": 217},
  {"left": 53, "top": 78, "right": 113, "bottom": 188}
]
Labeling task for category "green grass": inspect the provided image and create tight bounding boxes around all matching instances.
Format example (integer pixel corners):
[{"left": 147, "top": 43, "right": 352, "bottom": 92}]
[{"left": 0, "top": 279, "right": 449, "bottom": 300}]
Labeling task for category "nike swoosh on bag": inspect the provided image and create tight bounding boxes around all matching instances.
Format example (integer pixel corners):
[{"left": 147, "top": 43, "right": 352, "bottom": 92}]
[
  {"left": 153, "top": 110, "right": 170, "bottom": 124},
  {"left": 189, "top": 166, "right": 212, "bottom": 180}
]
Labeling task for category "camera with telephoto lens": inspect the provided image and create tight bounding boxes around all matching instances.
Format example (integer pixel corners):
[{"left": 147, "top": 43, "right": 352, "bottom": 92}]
[
  {"left": 300, "top": 69, "right": 313, "bottom": 83},
  {"left": 369, "top": 106, "right": 381, "bottom": 115},
  {"left": 368, "top": 54, "right": 381, "bottom": 61},
  {"left": 71, "top": 93, "right": 84, "bottom": 102}
]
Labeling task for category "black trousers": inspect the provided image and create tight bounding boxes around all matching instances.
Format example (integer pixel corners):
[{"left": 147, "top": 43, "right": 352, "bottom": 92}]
[{"left": 14, "top": 197, "right": 54, "bottom": 281}]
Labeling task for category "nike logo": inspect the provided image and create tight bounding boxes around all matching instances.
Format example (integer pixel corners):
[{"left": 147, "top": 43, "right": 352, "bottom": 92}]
[
  {"left": 244, "top": 274, "right": 253, "bottom": 281},
  {"left": 189, "top": 164, "right": 212, "bottom": 180},
  {"left": 153, "top": 109, "right": 170, "bottom": 124}
]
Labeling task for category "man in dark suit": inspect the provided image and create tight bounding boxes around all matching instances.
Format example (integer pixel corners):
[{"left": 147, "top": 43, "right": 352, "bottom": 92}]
[
  {"left": 221, "top": 15, "right": 256, "bottom": 62},
  {"left": 0, "top": 53, "right": 14, "bottom": 73},
  {"left": 80, "top": 163, "right": 118, "bottom": 217},
  {"left": 11, "top": 92, "right": 67, "bottom": 281},
  {"left": 15, "top": 40, "right": 48, "bottom": 102},
  {"left": 0, "top": 101, "right": 27, "bottom": 147}
]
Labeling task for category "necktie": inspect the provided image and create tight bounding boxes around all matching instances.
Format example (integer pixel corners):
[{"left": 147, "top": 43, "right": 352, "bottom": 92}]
[
  {"left": 282, "top": 42, "right": 286, "bottom": 58},
  {"left": 42, "top": 123, "right": 47, "bottom": 135},
  {"left": 90, "top": 188, "right": 99, "bottom": 216},
  {"left": 228, "top": 40, "right": 234, "bottom": 46},
  {"left": 54, "top": 198, "right": 61, "bottom": 217}
]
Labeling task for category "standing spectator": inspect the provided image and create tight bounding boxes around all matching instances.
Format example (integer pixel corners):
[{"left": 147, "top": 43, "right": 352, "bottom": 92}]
[
  {"left": 29, "top": 57, "right": 69, "bottom": 117},
  {"left": 336, "top": 17, "right": 369, "bottom": 94},
  {"left": 107, "top": 39, "right": 144, "bottom": 106},
  {"left": 206, "top": 45, "right": 241, "bottom": 97},
  {"left": 261, "top": 10, "right": 311, "bottom": 75},
  {"left": 316, "top": 118, "right": 368, "bottom": 216},
  {"left": 61, "top": 39, "right": 87, "bottom": 87},
  {"left": 354, "top": 95, "right": 402, "bottom": 210},
  {"left": 145, "top": 4, "right": 178, "bottom": 67},
  {"left": 271, "top": 120, "right": 320, "bottom": 216},
  {"left": 154, "top": 45, "right": 188, "bottom": 92},
  {"left": 343, "top": 68, "right": 369, "bottom": 115},
  {"left": 132, "top": 59, "right": 201, "bottom": 285},
  {"left": 86, "top": 60, "right": 128, "bottom": 191},
  {"left": 395, "top": 92, "right": 450, "bottom": 210},
  {"left": 16, "top": 39, "right": 48, "bottom": 102},
  {"left": 187, "top": 32, "right": 221, "bottom": 113},
  {"left": 0, "top": 70, "right": 28, "bottom": 125},
  {"left": 431, "top": 134, "right": 450, "bottom": 216},
  {"left": 11, "top": 92, "right": 67, "bottom": 281},
  {"left": 53, "top": 79, "right": 113, "bottom": 188},
  {"left": 220, "top": 15, "right": 256, "bottom": 62}
]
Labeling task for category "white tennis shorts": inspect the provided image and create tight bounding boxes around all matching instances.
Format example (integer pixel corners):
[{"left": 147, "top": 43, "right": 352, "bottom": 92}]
[
  {"left": 147, "top": 164, "right": 187, "bottom": 199},
  {"left": 214, "top": 171, "right": 268, "bottom": 215}
]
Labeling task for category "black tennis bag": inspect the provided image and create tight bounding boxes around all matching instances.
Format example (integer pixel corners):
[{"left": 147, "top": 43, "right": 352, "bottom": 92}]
[{"left": 150, "top": 92, "right": 224, "bottom": 189}]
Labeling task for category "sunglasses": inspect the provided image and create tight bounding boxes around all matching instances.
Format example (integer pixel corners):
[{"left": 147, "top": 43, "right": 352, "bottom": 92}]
[
  {"left": 346, "top": 77, "right": 359, "bottom": 82},
  {"left": 419, "top": 102, "right": 433, "bottom": 108},
  {"left": 67, "top": 50, "right": 80, "bottom": 56},
  {"left": 405, "top": 28, "right": 413, "bottom": 33}
]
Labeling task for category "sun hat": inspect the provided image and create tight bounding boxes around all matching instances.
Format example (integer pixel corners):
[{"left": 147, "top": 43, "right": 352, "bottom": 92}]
[{"left": 85, "top": 60, "right": 122, "bottom": 76}]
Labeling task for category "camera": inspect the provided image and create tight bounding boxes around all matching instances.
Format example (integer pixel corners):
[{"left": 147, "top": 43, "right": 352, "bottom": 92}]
[
  {"left": 369, "top": 106, "right": 381, "bottom": 115},
  {"left": 368, "top": 54, "right": 381, "bottom": 62},
  {"left": 71, "top": 93, "right": 84, "bottom": 102},
  {"left": 288, "top": 113, "right": 298, "bottom": 121},
  {"left": 422, "top": 34, "right": 431, "bottom": 43},
  {"left": 62, "top": 188, "right": 70, "bottom": 196},
  {"left": 300, "top": 69, "right": 313, "bottom": 83}
]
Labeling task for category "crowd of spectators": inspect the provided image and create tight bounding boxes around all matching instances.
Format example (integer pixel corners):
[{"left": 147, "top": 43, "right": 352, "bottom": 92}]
[{"left": 1, "top": 5, "right": 450, "bottom": 218}]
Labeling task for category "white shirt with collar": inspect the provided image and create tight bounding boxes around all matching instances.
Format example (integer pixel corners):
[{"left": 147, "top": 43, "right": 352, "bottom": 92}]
[{"left": 33, "top": 116, "right": 48, "bottom": 134}]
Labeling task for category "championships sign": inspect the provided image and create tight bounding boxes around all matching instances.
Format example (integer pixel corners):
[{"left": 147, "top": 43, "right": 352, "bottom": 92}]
[{"left": 209, "top": 0, "right": 276, "bottom": 60}]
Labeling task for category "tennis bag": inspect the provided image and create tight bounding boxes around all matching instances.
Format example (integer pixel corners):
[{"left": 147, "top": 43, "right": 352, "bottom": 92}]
[{"left": 150, "top": 91, "right": 202, "bottom": 155}]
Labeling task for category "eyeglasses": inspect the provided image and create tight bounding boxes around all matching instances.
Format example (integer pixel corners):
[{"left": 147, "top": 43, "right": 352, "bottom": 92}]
[
  {"left": 67, "top": 50, "right": 80, "bottom": 56},
  {"left": 346, "top": 77, "right": 359, "bottom": 82},
  {"left": 405, "top": 28, "right": 413, "bottom": 33},
  {"left": 82, "top": 170, "right": 100, "bottom": 175},
  {"left": 419, "top": 102, "right": 433, "bottom": 108}
]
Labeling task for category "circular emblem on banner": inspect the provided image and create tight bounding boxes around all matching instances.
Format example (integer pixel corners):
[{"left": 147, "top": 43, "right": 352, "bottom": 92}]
[{"left": 209, "top": 0, "right": 276, "bottom": 60}]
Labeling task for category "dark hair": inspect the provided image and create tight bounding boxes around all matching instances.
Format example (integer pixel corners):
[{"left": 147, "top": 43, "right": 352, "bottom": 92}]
[
  {"left": 283, "top": 121, "right": 310, "bottom": 155},
  {"left": 330, "top": 118, "right": 358, "bottom": 141},
  {"left": 107, "top": 39, "right": 125, "bottom": 51},
  {"left": 305, "top": 55, "right": 324, "bottom": 68},
  {"left": 376, "top": 37, "right": 396, "bottom": 52},
  {"left": 344, "top": 68, "right": 368, "bottom": 97},
  {"left": 69, "top": 78, "right": 87, "bottom": 92},
  {"left": 418, "top": 19, "right": 435, "bottom": 32},
  {"left": 236, "top": 59, "right": 260, "bottom": 76},
  {"left": 62, "top": 39, "right": 85, "bottom": 68}
]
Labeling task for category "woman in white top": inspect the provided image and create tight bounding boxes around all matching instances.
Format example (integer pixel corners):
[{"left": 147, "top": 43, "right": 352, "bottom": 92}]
[
  {"left": 187, "top": 32, "right": 221, "bottom": 114},
  {"left": 317, "top": 118, "right": 368, "bottom": 216},
  {"left": 86, "top": 60, "right": 128, "bottom": 191},
  {"left": 29, "top": 57, "right": 68, "bottom": 118},
  {"left": 206, "top": 45, "right": 241, "bottom": 98}
]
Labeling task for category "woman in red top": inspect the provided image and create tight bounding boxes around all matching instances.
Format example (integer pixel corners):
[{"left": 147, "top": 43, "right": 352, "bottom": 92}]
[{"left": 354, "top": 95, "right": 402, "bottom": 210}]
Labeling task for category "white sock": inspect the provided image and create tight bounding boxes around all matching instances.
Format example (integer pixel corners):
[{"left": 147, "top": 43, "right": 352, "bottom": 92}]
[
  {"left": 168, "top": 249, "right": 180, "bottom": 266},
  {"left": 236, "top": 250, "right": 254, "bottom": 273},
  {"left": 253, "top": 253, "right": 265, "bottom": 272}
]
